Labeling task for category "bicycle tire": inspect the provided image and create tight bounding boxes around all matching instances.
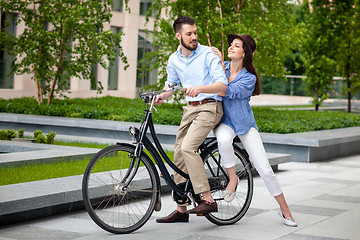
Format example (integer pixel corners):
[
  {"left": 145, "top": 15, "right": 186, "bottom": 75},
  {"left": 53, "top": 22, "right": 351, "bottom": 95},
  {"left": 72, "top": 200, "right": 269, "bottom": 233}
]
[
  {"left": 201, "top": 142, "right": 253, "bottom": 225},
  {"left": 82, "top": 143, "right": 159, "bottom": 234}
]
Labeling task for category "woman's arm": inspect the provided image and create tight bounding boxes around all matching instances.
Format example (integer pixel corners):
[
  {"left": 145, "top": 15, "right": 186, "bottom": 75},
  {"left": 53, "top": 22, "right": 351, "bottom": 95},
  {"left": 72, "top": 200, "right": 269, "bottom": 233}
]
[
  {"left": 211, "top": 47, "right": 225, "bottom": 73},
  {"left": 226, "top": 74, "right": 256, "bottom": 100}
]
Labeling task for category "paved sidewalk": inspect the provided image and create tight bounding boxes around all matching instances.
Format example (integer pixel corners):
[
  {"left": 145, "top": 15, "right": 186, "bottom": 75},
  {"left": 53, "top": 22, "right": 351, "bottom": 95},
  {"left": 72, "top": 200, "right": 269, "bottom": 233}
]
[{"left": 0, "top": 154, "right": 359, "bottom": 240}]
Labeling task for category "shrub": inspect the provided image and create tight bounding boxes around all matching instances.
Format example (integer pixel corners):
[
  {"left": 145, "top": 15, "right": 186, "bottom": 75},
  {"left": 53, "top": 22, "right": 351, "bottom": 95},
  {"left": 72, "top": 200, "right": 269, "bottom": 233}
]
[
  {"left": 0, "top": 96, "right": 359, "bottom": 134},
  {"left": 0, "top": 129, "right": 17, "bottom": 140},
  {"left": 34, "top": 130, "right": 43, "bottom": 139},
  {"left": 17, "top": 129, "right": 24, "bottom": 138},
  {"left": 0, "top": 130, "right": 6, "bottom": 140},
  {"left": 46, "top": 131, "right": 56, "bottom": 144}
]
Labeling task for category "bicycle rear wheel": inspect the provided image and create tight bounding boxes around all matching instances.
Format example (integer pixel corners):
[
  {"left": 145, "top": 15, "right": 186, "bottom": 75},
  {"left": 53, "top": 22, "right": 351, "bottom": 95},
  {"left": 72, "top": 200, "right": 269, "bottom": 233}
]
[
  {"left": 201, "top": 143, "right": 253, "bottom": 225},
  {"left": 82, "top": 143, "right": 159, "bottom": 234}
]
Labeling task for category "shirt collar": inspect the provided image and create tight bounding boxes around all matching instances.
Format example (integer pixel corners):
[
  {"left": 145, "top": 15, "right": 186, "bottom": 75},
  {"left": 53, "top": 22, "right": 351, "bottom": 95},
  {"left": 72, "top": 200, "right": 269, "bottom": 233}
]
[{"left": 176, "top": 42, "right": 201, "bottom": 57}]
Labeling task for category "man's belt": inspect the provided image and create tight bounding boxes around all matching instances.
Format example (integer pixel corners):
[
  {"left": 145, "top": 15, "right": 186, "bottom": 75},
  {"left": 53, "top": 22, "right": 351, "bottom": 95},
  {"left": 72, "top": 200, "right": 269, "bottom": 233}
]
[{"left": 188, "top": 98, "right": 218, "bottom": 106}]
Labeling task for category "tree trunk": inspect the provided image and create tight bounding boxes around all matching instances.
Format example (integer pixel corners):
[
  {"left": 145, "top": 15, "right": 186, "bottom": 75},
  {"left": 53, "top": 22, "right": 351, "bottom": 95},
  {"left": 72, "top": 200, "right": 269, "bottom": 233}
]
[
  {"left": 48, "top": 30, "right": 65, "bottom": 105},
  {"left": 346, "top": 48, "right": 351, "bottom": 113},
  {"left": 347, "top": 77, "right": 351, "bottom": 113},
  {"left": 315, "top": 89, "right": 319, "bottom": 111},
  {"left": 35, "top": 77, "right": 43, "bottom": 104},
  {"left": 206, "top": 5, "right": 212, "bottom": 46},
  {"left": 217, "top": 0, "right": 224, "bottom": 57}
]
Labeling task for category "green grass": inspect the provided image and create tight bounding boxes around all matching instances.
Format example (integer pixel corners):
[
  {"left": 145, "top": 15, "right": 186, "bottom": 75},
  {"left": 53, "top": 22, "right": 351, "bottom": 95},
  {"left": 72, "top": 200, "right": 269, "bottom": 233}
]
[
  {"left": 0, "top": 157, "right": 92, "bottom": 186},
  {"left": 0, "top": 141, "right": 175, "bottom": 186},
  {"left": 52, "top": 140, "right": 111, "bottom": 149}
]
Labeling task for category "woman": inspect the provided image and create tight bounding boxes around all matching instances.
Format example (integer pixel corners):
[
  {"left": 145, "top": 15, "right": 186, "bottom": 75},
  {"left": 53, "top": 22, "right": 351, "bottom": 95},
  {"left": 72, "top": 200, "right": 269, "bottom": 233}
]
[{"left": 212, "top": 33, "right": 297, "bottom": 227}]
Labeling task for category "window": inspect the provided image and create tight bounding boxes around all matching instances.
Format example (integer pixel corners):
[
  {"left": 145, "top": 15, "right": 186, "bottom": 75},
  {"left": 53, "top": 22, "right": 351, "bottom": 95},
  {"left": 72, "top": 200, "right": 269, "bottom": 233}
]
[
  {"left": 90, "top": 64, "right": 98, "bottom": 90},
  {"left": 57, "top": 40, "right": 72, "bottom": 91},
  {"left": 0, "top": 13, "right": 16, "bottom": 89},
  {"left": 112, "top": 0, "right": 123, "bottom": 12},
  {"left": 136, "top": 30, "right": 157, "bottom": 90},
  {"left": 108, "top": 27, "right": 122, "bottom": 90},
  {"left": 91, "top": 25, "right": 100, "bottom": 90},
  {"left": 139, "top": 0, "right": 154, "bottom": 16}
]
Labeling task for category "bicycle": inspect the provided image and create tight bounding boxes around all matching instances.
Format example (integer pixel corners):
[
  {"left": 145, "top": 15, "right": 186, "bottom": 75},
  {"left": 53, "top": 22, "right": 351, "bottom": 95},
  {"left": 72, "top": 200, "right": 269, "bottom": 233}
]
[{"left": 82, "top": 85, "right": 254, "bottom": 234}]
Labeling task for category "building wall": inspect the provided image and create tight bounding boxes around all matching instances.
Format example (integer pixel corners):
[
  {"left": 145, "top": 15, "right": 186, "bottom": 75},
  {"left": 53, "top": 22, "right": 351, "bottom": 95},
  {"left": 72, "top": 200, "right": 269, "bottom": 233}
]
[{"left": 0, "top": 0, "right": 159, "bottom": 100}]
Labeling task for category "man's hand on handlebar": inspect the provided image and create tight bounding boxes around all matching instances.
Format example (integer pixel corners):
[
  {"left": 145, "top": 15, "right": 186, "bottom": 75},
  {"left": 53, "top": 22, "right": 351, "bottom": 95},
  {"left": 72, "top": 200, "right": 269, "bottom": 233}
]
[
  {"left": 185, "top": 87, "right": 201, "bottom": 98},
  {"left": 154, "top": 94, "right": 164, "bottom": 105}
]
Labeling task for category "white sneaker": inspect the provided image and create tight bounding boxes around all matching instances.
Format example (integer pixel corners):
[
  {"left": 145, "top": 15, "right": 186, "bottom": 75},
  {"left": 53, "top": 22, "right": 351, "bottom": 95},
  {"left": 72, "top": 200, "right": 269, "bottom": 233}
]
[{"left": 278, "top": 209, "right": 297, "bottom": 227}]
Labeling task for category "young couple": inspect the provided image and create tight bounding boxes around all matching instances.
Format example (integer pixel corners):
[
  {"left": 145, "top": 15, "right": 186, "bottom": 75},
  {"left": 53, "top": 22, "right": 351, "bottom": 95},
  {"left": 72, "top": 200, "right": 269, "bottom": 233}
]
[{"left": 154, "top": 15, "right": 297, "bottom": 227}]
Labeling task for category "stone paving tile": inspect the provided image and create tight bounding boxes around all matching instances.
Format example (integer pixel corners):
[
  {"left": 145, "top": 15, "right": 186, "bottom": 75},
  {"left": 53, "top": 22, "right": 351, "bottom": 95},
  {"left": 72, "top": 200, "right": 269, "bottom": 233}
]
[
  {"left": 243, "top": 207, "right": 267, "bottom": 217},
  {"left": 296, "top": 198, "right": 360, "bottom": 211},
  {"left": 1, "top": 155, "right": 360, "bottom": 240},
  {"left": 314, "top": 194, "right": 360, "bottom": 204},
  {"left": 0, "top": 226, "right": 85, "bottom": 240},
  {"left": 311, "top": 178, "right": 360, "bottom": 185},
  {"left": 276, "top": 233, "right": 347, "bottom": 240},
  {"left": 295, "top": 207, "right": 360, "bottom": 240},
  {"left": 288, "top": 204, "right": 346, "bottom": 217}
]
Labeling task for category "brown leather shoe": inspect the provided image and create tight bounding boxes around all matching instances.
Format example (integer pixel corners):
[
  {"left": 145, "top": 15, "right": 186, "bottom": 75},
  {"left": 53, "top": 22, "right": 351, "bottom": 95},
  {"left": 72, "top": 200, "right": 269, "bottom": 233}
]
[
  {"left": 187, "top": 200, "right": 218, "bottom": 215},
  {"left": 156, "top": 210, "right": 189, "bottom": 223}
]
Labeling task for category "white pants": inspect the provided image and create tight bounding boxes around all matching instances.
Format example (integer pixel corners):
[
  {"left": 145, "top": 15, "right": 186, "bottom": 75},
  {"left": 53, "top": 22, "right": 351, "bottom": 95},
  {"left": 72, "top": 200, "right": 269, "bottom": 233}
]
[{"left": 213, "top": 124, "right": 283, "bottom": 197}]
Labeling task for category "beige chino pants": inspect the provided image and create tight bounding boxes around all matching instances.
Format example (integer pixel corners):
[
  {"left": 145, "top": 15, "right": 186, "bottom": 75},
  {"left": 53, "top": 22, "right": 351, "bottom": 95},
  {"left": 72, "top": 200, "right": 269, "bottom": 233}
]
[{"left": 173, "top": 101, "right": 223, "bottom": 195}]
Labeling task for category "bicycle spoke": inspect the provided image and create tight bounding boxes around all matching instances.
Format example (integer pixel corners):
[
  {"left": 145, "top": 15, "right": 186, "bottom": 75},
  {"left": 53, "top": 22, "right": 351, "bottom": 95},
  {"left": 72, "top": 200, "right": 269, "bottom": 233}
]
[{"left": 82, "top": 144, "right": 159, "bottom": 234}]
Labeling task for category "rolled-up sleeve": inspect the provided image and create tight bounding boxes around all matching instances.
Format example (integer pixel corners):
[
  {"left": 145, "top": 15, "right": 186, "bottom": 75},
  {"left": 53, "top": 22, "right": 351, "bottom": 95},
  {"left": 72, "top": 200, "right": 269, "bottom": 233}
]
[
  {"left": 207, "top": 53, "right": 228, "bottom": 86},
  {"left": 165, "top": 57, "right": 180, "bottom": 87},
  {"left": 225, "top": 73, "right": 256, "bottom": 100}
]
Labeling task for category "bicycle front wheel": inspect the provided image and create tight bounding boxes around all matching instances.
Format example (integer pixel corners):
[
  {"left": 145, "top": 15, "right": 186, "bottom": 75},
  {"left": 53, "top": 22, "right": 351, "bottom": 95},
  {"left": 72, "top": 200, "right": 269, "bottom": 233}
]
[
  {"left": 201, "top": 143, "right": 253, "bottom": 225},
  {"left": 82, "top": 143, "right": 159, "bottom": 234}
]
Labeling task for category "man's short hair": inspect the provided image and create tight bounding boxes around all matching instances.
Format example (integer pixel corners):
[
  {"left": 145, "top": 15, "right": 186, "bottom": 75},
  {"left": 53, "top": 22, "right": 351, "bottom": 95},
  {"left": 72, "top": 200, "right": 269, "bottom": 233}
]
[{"left": 173, "top": 16, "right": 196, "bottom": 33}]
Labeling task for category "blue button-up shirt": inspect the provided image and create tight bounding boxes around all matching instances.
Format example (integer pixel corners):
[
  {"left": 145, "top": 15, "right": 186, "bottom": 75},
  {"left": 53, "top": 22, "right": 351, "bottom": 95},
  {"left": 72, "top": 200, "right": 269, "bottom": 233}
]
[
  {"left": 221, "top": 61, "right": 258, "bottom": 135},
  {"left": 165, "top": 43, "right": 228, "bottom": 102}
]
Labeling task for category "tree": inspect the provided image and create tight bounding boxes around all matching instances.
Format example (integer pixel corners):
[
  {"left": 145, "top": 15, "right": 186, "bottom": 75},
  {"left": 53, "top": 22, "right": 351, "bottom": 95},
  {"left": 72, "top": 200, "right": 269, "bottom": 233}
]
[
  {"left": 142, "top": 0, "right": 300, "bottom": 101},
  {"left": 0, "top": 0, "right": 128, "bottom": 104},
  {"left": 333, "top": 0, "right": 360, "bottom": 112},
  {"left": 301, "top": 0, "right": 360, "bottom": 112},
  {"left": 301, "top": 0, "right": 338, "bottom": 111}
]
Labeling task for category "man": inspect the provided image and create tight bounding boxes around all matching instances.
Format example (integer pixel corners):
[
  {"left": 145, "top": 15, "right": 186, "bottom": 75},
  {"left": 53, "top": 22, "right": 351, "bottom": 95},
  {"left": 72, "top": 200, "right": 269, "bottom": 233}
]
[{"left": 155, "top": 16, "right": 228, "bottom": 223}]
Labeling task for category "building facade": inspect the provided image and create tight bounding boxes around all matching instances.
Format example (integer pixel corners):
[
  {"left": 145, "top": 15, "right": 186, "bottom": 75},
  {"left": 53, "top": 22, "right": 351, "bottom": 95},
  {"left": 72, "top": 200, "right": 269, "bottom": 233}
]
[{"left": 0, "top": 0, "right": 159, "bottom": 100}]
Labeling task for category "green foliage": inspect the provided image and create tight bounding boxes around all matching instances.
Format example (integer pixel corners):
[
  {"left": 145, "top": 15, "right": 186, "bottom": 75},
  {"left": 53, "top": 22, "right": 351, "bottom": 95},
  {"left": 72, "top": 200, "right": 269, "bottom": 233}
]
[
  {"left": 333, "top": 0, "right": 360, "bottom": 112},
  {"left": 301, "top": 0, "right": 336, "bottom": 110},
  {"left": 0, "top": 129, "right": 17, "bottom": 140},
  {"left": 33, "top": 130, "right": 56, "bottom": 144},
  {"left": 1, "top": 96, "right": 359, "bottom": 134},
  {"left": 142, "top": 0, "right": 300, "bottom": 100},
  {"left": 253, "top": 107, "right": 360, "bottom": 134},
  {"left": 34, "top": 130, "right": 46, "bottom": 143},
  {"left": 17, "top": 129, "right": 24, "bottom": 138},
  {"left": 33, "top": 130, "right": 43, "bottom": 139},
  {"left": 261, "top": 76, "right": 307, "bottom": 96},
  {"left": 300, "top": 0, "right": 360, "bottom": 111},
  {"left": 0, "top": 0, "right": 129, "bottom": 105},
  {"left": 0, "top": 96, "right": 184, "bottom": 125},
  {"left": 46, "top": 131, "right": 56, "bottom": 144}
]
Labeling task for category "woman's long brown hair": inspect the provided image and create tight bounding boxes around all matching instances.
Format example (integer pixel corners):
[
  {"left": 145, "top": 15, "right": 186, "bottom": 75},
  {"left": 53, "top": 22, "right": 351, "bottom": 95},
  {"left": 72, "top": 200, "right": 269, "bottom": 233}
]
[{"left": 242, "top": 42, "right": 262, "bottom": 96}]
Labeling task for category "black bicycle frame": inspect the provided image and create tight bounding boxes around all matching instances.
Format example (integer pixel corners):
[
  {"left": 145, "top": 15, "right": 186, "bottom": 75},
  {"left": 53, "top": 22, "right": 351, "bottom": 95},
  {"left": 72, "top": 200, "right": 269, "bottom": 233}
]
[{"left": 133, "top": 107, "right": 191, "bottom": 199}]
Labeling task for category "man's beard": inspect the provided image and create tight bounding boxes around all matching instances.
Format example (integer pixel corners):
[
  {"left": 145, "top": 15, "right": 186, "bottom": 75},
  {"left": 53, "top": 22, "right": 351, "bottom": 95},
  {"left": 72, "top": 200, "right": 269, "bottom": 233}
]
[{"left": 181, "top": 37, "right": 197, "bottom": 51}]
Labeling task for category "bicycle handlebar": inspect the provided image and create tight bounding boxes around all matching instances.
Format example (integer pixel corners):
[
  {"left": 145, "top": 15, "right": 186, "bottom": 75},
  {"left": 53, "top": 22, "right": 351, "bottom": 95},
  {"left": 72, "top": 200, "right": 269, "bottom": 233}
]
[{"left": 139, "top": 83, "right": 187, "bottom": 103}]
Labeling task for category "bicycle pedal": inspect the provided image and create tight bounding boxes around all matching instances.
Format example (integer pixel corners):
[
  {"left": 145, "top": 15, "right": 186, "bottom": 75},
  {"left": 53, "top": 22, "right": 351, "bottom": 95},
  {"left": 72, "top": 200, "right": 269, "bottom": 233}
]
[{"left": 196, "top": 213, "right": 206, "bottom": 216}]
